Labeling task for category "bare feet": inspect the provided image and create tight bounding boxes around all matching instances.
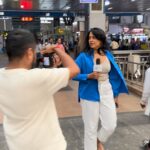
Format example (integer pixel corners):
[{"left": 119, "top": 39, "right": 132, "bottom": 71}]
[{"left": 97, "top": 139, "right": 104, "bottom": 150}]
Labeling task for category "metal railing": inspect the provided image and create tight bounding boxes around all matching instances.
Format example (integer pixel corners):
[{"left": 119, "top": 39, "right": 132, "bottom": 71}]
[
  {"left": 113, "top": 50, "right": 150, "bottom": 92},
  {"left": 117, "top": 60, "right": 149, "bottom": 88}
]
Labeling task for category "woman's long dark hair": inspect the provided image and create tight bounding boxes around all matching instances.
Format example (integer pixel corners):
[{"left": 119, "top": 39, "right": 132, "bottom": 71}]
[{"left": 84, "top": 28, "right": 109, "bottom": 54}]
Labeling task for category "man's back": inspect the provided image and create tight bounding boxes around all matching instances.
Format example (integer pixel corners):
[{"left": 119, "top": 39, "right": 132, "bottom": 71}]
[{"left": 0, "top": 68, "right": 69, "bottom": 150}]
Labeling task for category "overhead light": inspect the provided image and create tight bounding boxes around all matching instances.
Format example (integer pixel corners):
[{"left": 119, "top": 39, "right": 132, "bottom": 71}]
[
  {"left": 108, "top": 7, "right": 113, "bottom": 10},
  {"left": 0, "top": 11, "right": 4, "bottom": 15},
  {"left": 146, "top": 8, "right": 150, "bottom": 10},
  {"left": 131, "top": 0, "right": 135, "bottom": 2},
  {"left": 0, "top": 0, "right": 3, "bottom": 5},
  {"left": 40, "top": 17, "right": 53, "bottom": 21},
  {"left": 105, "top": 0, "right": 110, "bottom": 6},
  {"left": 65, "top": 6, "right": 70, "bottom": 10},
  {"left": 73, "top": 22, "right": 77, "bottom": 25}
]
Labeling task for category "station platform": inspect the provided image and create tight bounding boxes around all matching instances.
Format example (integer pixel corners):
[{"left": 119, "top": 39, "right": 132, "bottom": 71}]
[{"left": 0, "top": 54, "right": 150, "bottom": 150}]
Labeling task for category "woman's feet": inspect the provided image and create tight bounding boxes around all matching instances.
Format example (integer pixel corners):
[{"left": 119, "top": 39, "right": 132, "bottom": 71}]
[{"left": 97, "top": 139, "right": 105, "bottom": 150}]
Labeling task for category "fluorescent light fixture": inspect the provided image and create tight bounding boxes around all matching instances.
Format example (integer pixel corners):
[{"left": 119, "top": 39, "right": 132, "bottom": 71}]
[
  {"left": 40, "top": 17, "right": 54, "bottom": 21},
  {"left": 108, "top": 7, "right": 113, "bottom": 10},
  {"left": 146, "top": 8, "right": 150, "bottom": 10},
  {"left": 0, "top": 0, "right": 3, "bottom": 5},
  {"left": 65, "top": 6, "right": 70, "bottom": 10},
  {"left": 0, "top": 12, "right": 4, "bottom": 15},
  {"left": 131, "top": 0, "right": 135, "bottom": 1},
  {"left": 105, "top": 0, "right": 110, "bottom": 6},
  {"left": 40, "top": 20, "right": 51, "bottom": 24},
  {"left": 73, "top": 22, "right": 78, "bottom": 25}
]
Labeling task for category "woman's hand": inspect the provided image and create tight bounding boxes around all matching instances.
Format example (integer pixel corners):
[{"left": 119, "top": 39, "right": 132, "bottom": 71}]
[{"left": 88, "top": 72, "right": 99, "bottom": 79}]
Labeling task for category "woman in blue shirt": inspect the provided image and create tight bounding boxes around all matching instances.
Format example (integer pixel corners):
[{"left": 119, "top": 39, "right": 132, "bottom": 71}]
[{"left": 73, "top": 28, "right": 128, "bottom": 150}]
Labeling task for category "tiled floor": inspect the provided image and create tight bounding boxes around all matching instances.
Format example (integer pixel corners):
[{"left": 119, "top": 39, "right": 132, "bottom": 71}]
[{"left": 54, "top": 80, "right": 143, "bottom": 118}]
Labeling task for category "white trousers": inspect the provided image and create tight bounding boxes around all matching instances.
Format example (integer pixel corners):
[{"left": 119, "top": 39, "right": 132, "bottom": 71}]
[{"left": 81, "top": 80, "right": 117, "bottom": 150}]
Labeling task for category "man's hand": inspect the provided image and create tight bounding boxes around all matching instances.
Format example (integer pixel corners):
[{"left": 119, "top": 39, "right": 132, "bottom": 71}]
[
  {"left": 40, "top": 45, "right": 56, "bottom": 54},
  {"left": 41, "top": 44, "right": 79, "bottom": 79},
  {"left": 88, "top": 72, "right": 99, "bottom": 80}
]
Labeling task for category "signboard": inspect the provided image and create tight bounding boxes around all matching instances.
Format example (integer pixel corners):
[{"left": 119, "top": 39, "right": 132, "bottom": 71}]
[
  {"left": 0, "top": 11, "right": 75, "bottom": 17},
  {"left": 80, "top": 0, "right": 98, "bottom": 3}
]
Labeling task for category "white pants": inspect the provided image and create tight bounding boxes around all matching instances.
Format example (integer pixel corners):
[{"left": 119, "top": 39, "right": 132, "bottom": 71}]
[{"left": 81, "top": 80, "right": 117, "bottom": 150}]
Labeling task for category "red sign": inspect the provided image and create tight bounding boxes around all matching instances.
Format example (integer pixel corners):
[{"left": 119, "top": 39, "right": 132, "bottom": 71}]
[{"left": 20, "top": 0, "right": 33, "bottom": 10}]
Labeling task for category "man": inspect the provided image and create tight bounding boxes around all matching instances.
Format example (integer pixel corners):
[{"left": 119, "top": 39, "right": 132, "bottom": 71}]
[
  {"left": 0, "top": 29, "right": 80, "bottom": 150},
  {"left": 140, "top": 67, "right": 150, "bottom": 150},
  {"left": 140, "top": 67, "right": 150, "bottom": 114}
]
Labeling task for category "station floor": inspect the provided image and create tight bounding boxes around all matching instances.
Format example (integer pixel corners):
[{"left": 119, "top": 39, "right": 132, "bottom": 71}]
[{"left": 0, "top": 53, "right": 150, "bottom": 150}]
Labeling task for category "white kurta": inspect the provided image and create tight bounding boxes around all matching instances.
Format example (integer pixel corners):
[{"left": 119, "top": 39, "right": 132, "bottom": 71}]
[
  {"left": 0, "top": 68, "right": 69, "bottom": 150},
  {"left": 141, "top": 68, "right": 150, "bottom": 116}
]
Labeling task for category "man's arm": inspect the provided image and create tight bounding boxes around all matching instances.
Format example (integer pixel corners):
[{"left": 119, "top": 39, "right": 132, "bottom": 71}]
[{"left": 41, "top": 45, "right": 80, "bottom": 79}]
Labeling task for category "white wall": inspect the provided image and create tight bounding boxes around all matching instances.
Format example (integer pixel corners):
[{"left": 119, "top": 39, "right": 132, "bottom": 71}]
[{"left": 89, "top": 12, "right": 106, "bottom": 31}]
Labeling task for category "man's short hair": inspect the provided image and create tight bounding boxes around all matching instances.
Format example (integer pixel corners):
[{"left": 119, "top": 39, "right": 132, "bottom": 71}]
[{"left": 6, "top": 29, "right": 36, "bottom": 61}]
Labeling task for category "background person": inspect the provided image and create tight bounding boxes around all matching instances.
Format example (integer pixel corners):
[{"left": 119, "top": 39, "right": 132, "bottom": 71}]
[
  {"left": 0, "top": 29, "right": 80, "bottom": 150},
  {"left": 56, "top": 37, "right": 65, "bottom": 52},
  {"left": 110, "top": 38, "right": 119, "bottom": 51},
  {"left": 140, "top": 66, "right": 150, "bottom": 149},
  {"left": 73, "top": 28, "right": 128, "bottom": 150},
  {"left": 140, "top": 67, "right": 150, "bottom": 115}
]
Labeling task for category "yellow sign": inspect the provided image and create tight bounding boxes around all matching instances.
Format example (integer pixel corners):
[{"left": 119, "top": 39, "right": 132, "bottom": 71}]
[{"left": 56, "top": 27, "right": 64, "bottom": 35}]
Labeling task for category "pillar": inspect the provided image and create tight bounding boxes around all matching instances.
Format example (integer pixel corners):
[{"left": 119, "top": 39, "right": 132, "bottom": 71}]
[{"left": 89, "top": 0, "right": 107, "bottom": 31}]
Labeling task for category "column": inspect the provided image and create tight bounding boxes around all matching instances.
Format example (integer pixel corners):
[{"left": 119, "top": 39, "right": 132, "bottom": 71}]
[{"left": 89, "top": 0, "right": 107, "bottom": 32}]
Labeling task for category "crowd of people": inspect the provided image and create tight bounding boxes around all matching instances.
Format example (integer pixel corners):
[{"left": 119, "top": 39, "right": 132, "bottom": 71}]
[
  {"left": 110, "top": 38, "right": 150, "bottom": 51},
  {"left": 0, "top": 28, "right": 149, "bottom": 150},
  {"left": 35, "top": 36, "right": 79, "bottom": 68}
]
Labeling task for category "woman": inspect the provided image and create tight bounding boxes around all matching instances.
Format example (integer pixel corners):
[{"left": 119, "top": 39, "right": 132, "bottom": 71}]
[
  {"left": 56, "top": 37, "right": 65, "bottom": 52},
  {"left": 73, "top": 28, "right": 128, "bottom": 150}
]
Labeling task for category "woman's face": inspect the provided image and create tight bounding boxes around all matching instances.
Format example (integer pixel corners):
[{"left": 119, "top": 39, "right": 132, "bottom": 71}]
[
  {"left": 89, "top": 32, "right": 102, "bottom": 50},
  {"left": 57, "top": 38, "right": 62, "bottom": 44}
]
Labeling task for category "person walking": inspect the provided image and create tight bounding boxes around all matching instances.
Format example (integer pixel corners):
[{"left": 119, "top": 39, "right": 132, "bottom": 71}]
[
  {"left": 73, "top": 28, "right": 128, "bottom": 150},
  {"left": 140, "top": 66, "right": 150, "bottom": 150},
  {"left": 140, "top": 67, "right": 150, "bottom": 115},
  {"left": 0, "top": 29, "right": 80, "bottom": 150}
]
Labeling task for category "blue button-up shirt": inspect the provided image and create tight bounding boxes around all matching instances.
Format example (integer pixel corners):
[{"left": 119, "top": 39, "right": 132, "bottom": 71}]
[{"left": 73, "top": 50, "right": 128, "bottom": 102}]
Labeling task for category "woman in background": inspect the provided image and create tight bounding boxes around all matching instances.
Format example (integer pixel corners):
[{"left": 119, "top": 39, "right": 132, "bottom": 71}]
[{"left": 56, "top": 37, "right": 65, "bottom": 52}]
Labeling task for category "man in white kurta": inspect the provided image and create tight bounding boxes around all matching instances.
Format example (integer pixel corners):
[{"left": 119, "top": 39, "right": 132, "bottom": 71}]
[
  {"left": 0, "top": 29, "right": 79, "bottom": 150},
  {"left": 0, "top": 68, "right": 69, "bottom": 150},
  {"left": 140, "top": 67, "right": 150, "bottom": 115}
]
